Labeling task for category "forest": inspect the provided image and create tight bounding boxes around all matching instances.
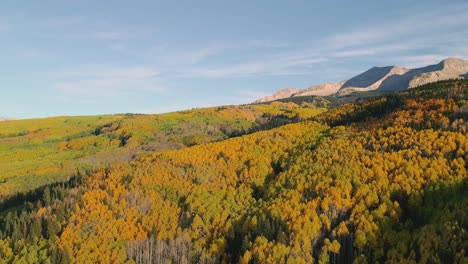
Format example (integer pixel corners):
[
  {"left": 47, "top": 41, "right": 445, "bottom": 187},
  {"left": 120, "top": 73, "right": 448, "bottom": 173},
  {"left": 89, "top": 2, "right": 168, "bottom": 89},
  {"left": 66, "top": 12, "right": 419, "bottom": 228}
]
[
  {"left": 0, "top": 100, "right": 326, "bottom": 197},
  {"left": 0, "top": 80, "right": 467, "bottom": 263}
]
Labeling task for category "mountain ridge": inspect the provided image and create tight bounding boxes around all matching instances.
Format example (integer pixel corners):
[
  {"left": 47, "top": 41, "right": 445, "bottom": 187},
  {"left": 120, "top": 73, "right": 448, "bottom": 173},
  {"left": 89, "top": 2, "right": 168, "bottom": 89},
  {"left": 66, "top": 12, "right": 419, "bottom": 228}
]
[{"left": 255, "top": 57, "right": 468, "bottom": 102}]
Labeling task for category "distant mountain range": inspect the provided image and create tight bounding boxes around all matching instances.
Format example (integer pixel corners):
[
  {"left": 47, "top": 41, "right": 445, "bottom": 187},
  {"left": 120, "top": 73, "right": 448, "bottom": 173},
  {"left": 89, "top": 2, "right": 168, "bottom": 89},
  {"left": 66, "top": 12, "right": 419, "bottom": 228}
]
[
  {"left": 0, "top": 117, "right": 15, "bottom": 122},
  {"left": 255, "top": 57, "right": 468, "bottom": 103}
]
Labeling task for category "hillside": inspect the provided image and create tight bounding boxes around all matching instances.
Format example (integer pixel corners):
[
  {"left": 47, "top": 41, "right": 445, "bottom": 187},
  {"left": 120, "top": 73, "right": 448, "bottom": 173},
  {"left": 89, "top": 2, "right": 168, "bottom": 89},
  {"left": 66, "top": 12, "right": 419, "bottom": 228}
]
[
  {"left": 256, "top": 57, "right": 468, "bottom": 102},
  {"left": 0, "top": 101, "right": 326, "bottom": 197},
  {"left": 0, "top": 79, "right": 466, "bottom": 263}
]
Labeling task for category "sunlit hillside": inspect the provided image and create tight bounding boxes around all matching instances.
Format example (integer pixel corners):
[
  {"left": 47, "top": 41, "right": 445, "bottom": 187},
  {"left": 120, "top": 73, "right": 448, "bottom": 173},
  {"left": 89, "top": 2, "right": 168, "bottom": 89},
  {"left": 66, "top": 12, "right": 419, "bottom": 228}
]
[
  {"left": 0, "top": 101, "right": 327, "bottom": 197},
  {"left": 0, "top": 80, "right": 466, "bottom": 263}
]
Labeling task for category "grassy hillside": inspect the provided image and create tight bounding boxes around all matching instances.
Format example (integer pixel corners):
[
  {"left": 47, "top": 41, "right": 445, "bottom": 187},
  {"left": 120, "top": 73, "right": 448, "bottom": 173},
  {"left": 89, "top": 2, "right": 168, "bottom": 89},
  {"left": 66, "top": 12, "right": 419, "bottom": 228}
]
[
  {"left": 0, "top": 80, "right": 466, "bottom": 263},
  {"left": 0, "top": 101, "right": 326, "bottom": 197}
]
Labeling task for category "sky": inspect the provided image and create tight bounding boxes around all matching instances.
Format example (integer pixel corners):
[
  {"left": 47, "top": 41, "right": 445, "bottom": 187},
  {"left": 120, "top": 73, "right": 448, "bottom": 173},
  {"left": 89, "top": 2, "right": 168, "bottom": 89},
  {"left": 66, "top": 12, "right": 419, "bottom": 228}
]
[{"left": 1, "top": 0, "right": 468, "bottom": 119}]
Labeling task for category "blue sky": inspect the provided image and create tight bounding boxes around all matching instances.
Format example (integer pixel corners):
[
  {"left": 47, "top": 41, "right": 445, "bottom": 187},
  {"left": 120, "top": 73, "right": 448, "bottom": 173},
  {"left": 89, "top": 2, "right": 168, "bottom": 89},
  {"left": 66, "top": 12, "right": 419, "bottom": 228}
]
[{"left": 1, "top": 0, "right": 468, "bottom": 118}]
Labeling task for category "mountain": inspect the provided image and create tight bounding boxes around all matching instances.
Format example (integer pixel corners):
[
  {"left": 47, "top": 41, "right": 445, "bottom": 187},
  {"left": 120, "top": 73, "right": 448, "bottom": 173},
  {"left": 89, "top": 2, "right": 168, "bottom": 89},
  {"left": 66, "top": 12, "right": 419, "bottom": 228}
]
[
  {"left": 336, "top": 65, "right": 409, "bottom": 96},
  {"left": 0, "top": 117, "right": 15, "bottom": 122},
  {"left": 408, "top": 57, "right": 468, "bottom": 88},
  {"left": 256, "top": 57, "right": 468, "bottom": 102},
  {"left": 254, "top": 88, "right": 300, "bottom": 103},
  {"left": 292, "top": 81, "right": 346, "bottom": 97}
]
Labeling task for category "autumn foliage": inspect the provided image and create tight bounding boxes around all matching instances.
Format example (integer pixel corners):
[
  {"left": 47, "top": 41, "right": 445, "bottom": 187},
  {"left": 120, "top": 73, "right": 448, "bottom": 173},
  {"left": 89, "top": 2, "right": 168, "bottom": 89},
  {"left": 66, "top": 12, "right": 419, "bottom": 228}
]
[{"left": 0, "top": 80, "right": 467, "bottom": 263}]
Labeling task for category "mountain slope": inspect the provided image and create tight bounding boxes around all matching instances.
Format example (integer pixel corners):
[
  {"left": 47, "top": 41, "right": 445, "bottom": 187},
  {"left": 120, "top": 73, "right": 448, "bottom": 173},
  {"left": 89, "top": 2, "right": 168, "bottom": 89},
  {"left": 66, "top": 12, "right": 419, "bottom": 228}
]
[
  {"left": 408, "top": 57, "right": 468, "bottom": 88},
  {"left": 254, "top": 88, "right": 299, "bottom": 103},
  {"left": 336, "top": 65, "right": 409, "bottom": 96},
  {"left": 256, "top": 57, "right": 468, "bottom": 102},
  {"left": 293, "top": 81, "right": 345, "bottom": 97}
]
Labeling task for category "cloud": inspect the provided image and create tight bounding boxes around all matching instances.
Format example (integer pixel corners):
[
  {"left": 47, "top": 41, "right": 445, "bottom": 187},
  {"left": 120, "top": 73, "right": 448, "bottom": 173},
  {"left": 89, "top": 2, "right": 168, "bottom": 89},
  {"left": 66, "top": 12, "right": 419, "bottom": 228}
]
[
  {"left": 330, "top": 44, "right": 416, "bottom": 58},
  {"left": 39, "top": 17, "right": 84, "bottom": 28},
  {"left": 22, "top": 4, "right": 466, "bottom": 82},
  {"left": 52, "top": 66, "right": 164, "bottom": 96},
  {"left": 176, "top": 43, "right": 409, "bottom": 78},
  {"left": 175, "top": 2, "right": 468, "bottom": 79},
  {"left": 324, "top": 3, "right": 468, "bottom": 49},
  {"left": 35, "top": 16, "right": 151, "bottom": 41},
  {"left": 16, "top": 49, "right": 52, "bottom": 59},
  {"left": 65, "top": 28, "right": 143, "bottom": 41},
  {"left": 106, "top": 42, "right": 231, "bottom": 68},
  {"left": 178, "top": 53, "right": 327, "bottom": 78},
  {"left": 393, "top": 55, "right": 451, "bottom": 68},
  {"left": 54, "top": 66, "right": 160, "bottom": 79},
  {"left": 4, "top": 2, "right": 468, "bottom": 112},
  {"left": 55, "top": 78, "right": 165, "bottom": 96},
  {"left": 159, "top": 45, "right": 231, "bottom": 66},
  {"left": 3, "top": 15, "right": 140, "bottom": 42},
  {"left": 388, "top": 51, "right": 468, "bottom": 69},
  {"left": 248, "top": 40, "right": 289, "bottom": 48}
]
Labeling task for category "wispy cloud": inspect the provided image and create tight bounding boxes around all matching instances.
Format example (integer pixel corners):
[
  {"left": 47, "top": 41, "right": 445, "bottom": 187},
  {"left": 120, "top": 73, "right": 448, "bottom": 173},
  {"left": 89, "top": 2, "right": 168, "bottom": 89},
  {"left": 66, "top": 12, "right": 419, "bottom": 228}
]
[
  {"left": 39, "top": 17, "right": 84, "bottom": 28},
  {"left": 33, "top": 16, "right": 151, "bottom": 41},
  {"left": 159, "top": 45, "right": 231, "bottom": 66},
  {"left": 16, "top": 49, "right": 52, "bottom": 59},
  {"left": 19, "top": 3, "right": 468, "bottom": 83},
  {"left": 329, "top": 44, "right": 416, "bottom": 58},
  {"left": 5, "top": 2, "right": 468, "bottom": 107},
  {"left": 54, "top": 78, "right": 165, "bottom": 96},
  {"left": 388, "top": 49, "right": 468, "bottom": 69},
  {"left": 88, "top": 31, "right": 131, "bottom": 41},
  {"left": 55, "top": 66, "right": 160, "bottom": 79},
  {"left": 248, "top": 40, "right": 289, "bottom": 48},
  {"left": 52, "top": 66, "right": 164, "bottom": 96},
  {"left": 392, "top": 54, "right": 450, "bottom": 68},
  {"left": 178, "top": 54, "right": 327, "bottom": 78},
  {"left": 180, "top": 43, "right": 331, "bottom": 78},
  {"left": 324, "top": 3, "right": 468, "bottom": 49},
  {"left": 65, "top": 27, "right": 145, "bottom": 41},
  {"left": 174, "top": 2, "right": 468, "bottom": 79}
]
